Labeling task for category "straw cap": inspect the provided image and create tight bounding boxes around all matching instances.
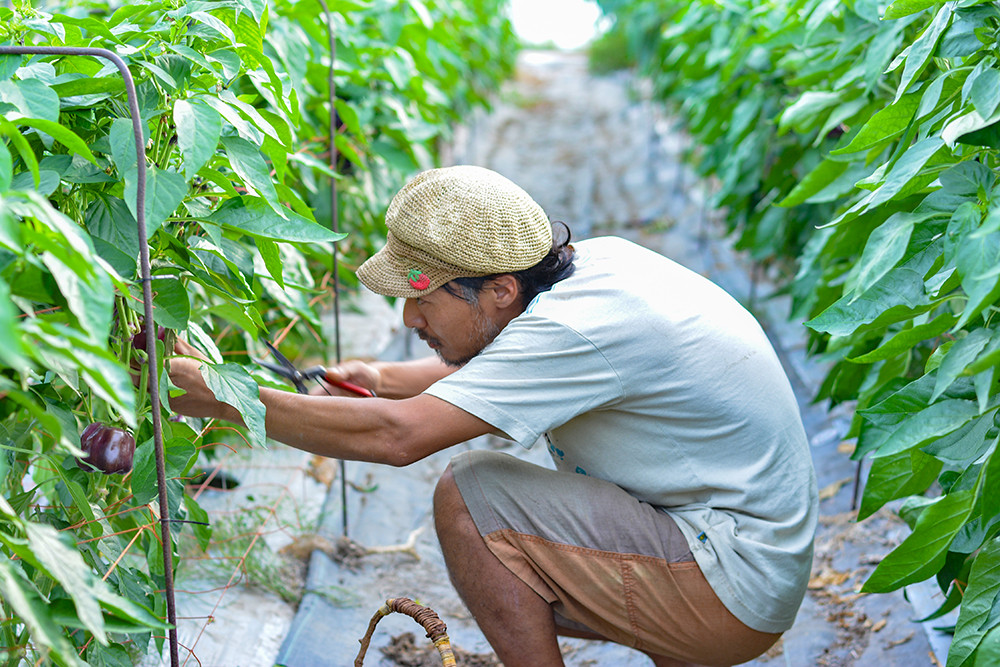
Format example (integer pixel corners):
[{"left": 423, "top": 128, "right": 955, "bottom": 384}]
[{"left": 357, "top": 166, "right": 552, "bottom": 298}]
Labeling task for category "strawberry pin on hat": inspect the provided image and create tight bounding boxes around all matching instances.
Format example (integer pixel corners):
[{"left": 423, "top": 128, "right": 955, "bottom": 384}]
[{"left": 407, "top": 268, "right": 431, "bottom": 291}]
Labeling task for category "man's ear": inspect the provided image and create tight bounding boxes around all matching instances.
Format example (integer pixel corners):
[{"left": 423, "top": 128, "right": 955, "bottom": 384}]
[{"left": 485, "top": 274, "right": 521, "bottom": 310}]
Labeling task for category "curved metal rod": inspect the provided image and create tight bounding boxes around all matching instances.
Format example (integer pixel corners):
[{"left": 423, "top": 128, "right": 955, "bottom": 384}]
[{"left": 0, "top": 44, "right": 179, "bottom": 667}]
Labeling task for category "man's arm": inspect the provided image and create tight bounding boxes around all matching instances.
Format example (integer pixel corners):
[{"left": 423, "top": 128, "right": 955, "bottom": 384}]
[
  {"left": 167, "top": 344, "right": 488, "bottom": 466},
  {"left": 324, "top": 355, "right": 454, "bottom": 399}
]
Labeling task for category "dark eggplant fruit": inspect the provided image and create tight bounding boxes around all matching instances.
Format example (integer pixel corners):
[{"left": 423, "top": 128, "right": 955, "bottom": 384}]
[{"left": 78, "top": 423, "right": 135, "bottom": 475}]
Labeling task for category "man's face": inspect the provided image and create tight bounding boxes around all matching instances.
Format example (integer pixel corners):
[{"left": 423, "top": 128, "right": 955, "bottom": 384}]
[{"left": 402, "top": 286, "right": 502, "bottom": 367}]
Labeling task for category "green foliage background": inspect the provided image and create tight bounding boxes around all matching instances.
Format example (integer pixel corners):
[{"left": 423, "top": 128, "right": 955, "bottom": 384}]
[
  {"left": 596, "top": 0, "right": 1000, "bottom": 664},
  {"left": 0, "top": 0, "right": 516, "bottom": 663}
]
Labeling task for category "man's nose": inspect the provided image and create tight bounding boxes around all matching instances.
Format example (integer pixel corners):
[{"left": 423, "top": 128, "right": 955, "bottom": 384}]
[{"left": 402, "top": 299, "right": 426, "bottom": 329}]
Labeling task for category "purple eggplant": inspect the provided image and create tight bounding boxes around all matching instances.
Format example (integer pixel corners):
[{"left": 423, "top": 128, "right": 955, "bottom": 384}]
[{"left": 78, "top": 423, "right": 135, "bottom": 475}]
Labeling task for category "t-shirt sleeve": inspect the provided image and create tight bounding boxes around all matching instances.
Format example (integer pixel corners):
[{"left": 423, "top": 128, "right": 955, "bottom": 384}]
[{"left": 424, "top": 315, "right": 623, "bottom": 447}]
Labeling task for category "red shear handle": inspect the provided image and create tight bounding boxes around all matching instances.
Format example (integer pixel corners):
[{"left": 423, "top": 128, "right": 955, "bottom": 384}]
[{"left": 328, "top": 378, "right": 375, "bottom": 398}]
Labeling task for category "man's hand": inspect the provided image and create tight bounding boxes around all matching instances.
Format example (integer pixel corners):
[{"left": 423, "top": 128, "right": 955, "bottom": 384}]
[
  {"left": 166, "top": 338, "right": 240, "bottom": 422},
  {"left": 312, "top": 360, "right": 381, "bottom": 397}
]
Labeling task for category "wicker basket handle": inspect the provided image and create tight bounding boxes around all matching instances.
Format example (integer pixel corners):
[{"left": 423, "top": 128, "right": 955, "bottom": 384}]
[{"left": 354, "top": 597, "right": 457, "bottom": 666}]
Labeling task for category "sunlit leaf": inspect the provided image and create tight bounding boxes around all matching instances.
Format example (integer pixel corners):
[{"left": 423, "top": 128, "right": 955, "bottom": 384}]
[
  {"left": 199, "top": 362, "right": 267, "bottom": 449},
  {"left": 174, "top": 99, "right": 221, "bottom": 179},
  {"left": 948, "top": 537, "right": 1000, "bottom": 667},
  {"left": 862, "top": 490, "right": 973, "bottom": 592}
]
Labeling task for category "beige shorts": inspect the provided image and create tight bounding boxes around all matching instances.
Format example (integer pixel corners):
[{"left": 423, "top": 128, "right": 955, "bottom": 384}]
[{"left": 451, "top": 450, "right": 780, "bottom": 666}]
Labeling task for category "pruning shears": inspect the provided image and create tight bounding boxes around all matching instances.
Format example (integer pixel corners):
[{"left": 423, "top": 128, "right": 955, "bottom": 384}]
[{"left": 256, "top": 339, "right": 375, "bottom": 398}]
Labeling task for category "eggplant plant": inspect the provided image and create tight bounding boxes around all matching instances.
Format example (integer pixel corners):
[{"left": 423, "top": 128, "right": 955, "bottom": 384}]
[
  {"left": 598, "top": 0, "right": 1000, "bottom": 664},
  {"left": 0, "top": 0, "right": 515, "bottom": 663}
]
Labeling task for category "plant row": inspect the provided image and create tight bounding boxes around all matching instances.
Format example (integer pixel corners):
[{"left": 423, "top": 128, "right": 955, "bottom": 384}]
[
  {"left": 596, "top": 0, "right": 1000, "bottom": 665},
  {"left": 0, "top": 0, "right": 516, "bottom": 664}
]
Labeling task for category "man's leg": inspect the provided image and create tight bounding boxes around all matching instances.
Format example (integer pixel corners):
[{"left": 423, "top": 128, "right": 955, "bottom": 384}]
[{"left": 433, "top": 464, "right": 566, "bottom": 667}]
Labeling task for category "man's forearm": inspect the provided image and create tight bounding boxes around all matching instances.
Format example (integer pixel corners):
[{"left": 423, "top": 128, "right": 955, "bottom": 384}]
[{"left": 371, "top": 356, "right": 455, "bottom": 399}]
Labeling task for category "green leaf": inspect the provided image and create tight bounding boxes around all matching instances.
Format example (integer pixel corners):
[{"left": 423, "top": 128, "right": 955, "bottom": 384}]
[
  {"left": 940, "top": 161, "right": 996, "bottom": 196},
  {"left": 131, "top": 437, "right": 197, "bottom": 506},
  {"left": 970, "top": 68, "right": 1000, "bottom": 120},
  {"left": 948, "top": 537, "right": 1000, "bottom": 667},
  {"left": 807, "top": 239, "right": 941, "bottom": 336},
  {"left": 50, "top": 75, "right": 125, "bottom": 99},
  {"left": 189, "top": 10, "right": 237, "bottom": 44},
  {"left": 0, "top": 558, "right": 84, "bottom": 666},
  {"left": 944, "top": 107, "right": 1000, "bottom": 148},
  {"left": 857, "top": 447, "right": 943, "bottom": 519},
  {"left": 200, "top": 363, "right": 267, "bottom": 449},
  {"left": 932, "top": 328, "right": 993, "bottom": 401},
  {"left": 864, "top": 137, "right": 946, "bottom": 210},
  {"left": 972, "top": 625, "right": 1000, "bottom": 667},
  {"left": 862, "top": 490, "right": 973, "bottom": 593},
  {"left": 255, "top": 237, "right": 284, "bottom": 288},
  {"left": 0, "top": 78, "right": 60, "bottom": 122},
  {"left": 109, "top": 117, "right": 140, "bottom": 175},
  {"left": 174, "top": 99, "right": 221, "bottom": 180},
  {"left": 183, "top": 494, "right": 212, "bottom": 550},
  {"left": 831, "top": 93, "right": 921, "bottom": 155},
  {"left": 874, "top": 398, "right": 980, "bottom": 458},
  {"left": 884, "top": 0, "right": 945, "bottom": 19},
  {"left": 124, "top": 166, "right": 188, "bottom": 237},
  {"left": 14, "top": 118, "right": 98, "bottom": 165},
  {"left": 196, "top": 93, "right": 264, "bottom": 144},
  {"left": 0, "top": 138, "right": 10, "bottom": 191},
  {"left": 85, "top": 195, "right": 139, "bottom": 275},
  {"left": 0, "top": 116, "right": 40, "bottom": 188},
  {"left": 852, "top": 211, "right": 922, "bottom": 298},
  {"left": 895, "top": 5, "right": 953, "bottom": 103},
  {"left": 207, "top": 197, "right": 346, "bottom": 243},
  {"left": 922, "top": 409, "right": 997, "bottom": 463},
  {"left": 151, "top": 276, "right": 190, "bottom": 331},
  {"left": 849, "top": 312, "right": 958, "bottom": 363},
  {"left": 778, "top": 91, "right": 841, "bottom": 134},
  {"left": 23, "top": 522, "right": 107, "bottom": 645},
  {"left": 955, "top": 229, "right": 1000, "bottom": 328},
  {"left": 220, "top": 135, "right": 282, "bottom": 215}
]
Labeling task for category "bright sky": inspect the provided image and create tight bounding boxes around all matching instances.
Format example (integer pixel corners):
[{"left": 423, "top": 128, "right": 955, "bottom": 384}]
[{"left": 506, "top": 0, "right": 605, "bottom": 50}]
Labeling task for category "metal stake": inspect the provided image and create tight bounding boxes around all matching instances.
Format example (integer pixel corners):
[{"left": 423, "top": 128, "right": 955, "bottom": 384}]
[{"left": 315, "top": 0, "right": 349, "bottom": 538}]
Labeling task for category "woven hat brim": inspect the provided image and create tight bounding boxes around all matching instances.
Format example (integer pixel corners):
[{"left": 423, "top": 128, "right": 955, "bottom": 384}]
[{"left": 357, "top": 232, "right": 491, "bottom": 298}]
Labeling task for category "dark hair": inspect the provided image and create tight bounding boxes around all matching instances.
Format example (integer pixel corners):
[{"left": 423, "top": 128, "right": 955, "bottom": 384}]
[{"left": 442, "top": 221, "right": 576, "bottom": 308}]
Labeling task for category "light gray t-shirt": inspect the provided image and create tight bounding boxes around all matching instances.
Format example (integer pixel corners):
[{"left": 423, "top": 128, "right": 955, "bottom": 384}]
[{"left": 425, "top": 236, "right": 818, "bottom": 633}]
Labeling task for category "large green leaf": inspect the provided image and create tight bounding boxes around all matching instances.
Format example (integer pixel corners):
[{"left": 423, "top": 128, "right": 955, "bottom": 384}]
[
  {"left": 932, "top": 328, "right": 993, "bottom": 401},
  {"left": 220, "top": 135, "right": 282, "bottom": 215},
  {"left": 0, "top": 78, "right": 60, "bottom": 122},
  {"left": 895, "top": 4, "right": 953, "bottom": 103},
  {"left": 124, "top": 166, "right": 188, "bottom": 237},
  {"left": 922, "top": 409, "right": 997, "bottom": 464},
  {"left": 174, "top": 99, "right": 221, "bottom": 179},
  {"left": 948, "top": 537, "right": 1000, "bottom": 667},
  {"left": 849, "top": 311, "right": 957, "bottom": 363},
  {"left": 131, "top": 437, "right": 198, "bottom": 506},
  {"left": 862, "top": 489, "right": 973, "bottom": 593},
  {"left": 0, "top": 558, "right": 85, "bottom": 667},
  {"left": 200, "top": 362, "right": 267, "bottom": 448},
  {"left": 831, "top": 92, "right": 921, "bottom": 155},
  {"left": 807, "top": 239, "right": 941, "bottom": 336},
  {"left": 23, "top": 522, "right": 107, "bottom": 646},
  {"left": 884, "top": 0, "right": 945, "bottom": 19},
  {"left": 858, "top": 447, "right": 943, "bottom": 519},
  {"left": 955, "top": 229, "right": 1000, "bottom": 328},
  {"left": 873, "top": 398, "right": 980, "bottom": 458},
  {"left": 207, "top": 196, "right": 346, "bottom": 243},
  {"left": 13, "top": 118, "right": 97, "bottom": 165}
]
